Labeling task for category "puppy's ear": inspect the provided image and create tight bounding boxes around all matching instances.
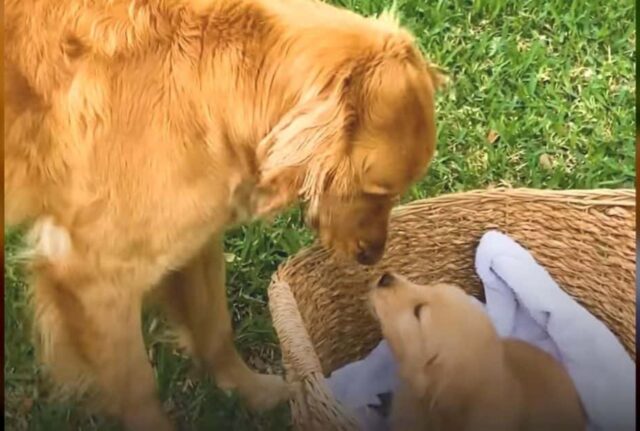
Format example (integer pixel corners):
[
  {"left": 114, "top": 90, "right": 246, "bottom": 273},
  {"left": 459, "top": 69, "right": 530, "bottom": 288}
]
[
  {"left": 405, "top": 309, "right": 436, "bottom": 396},
  {"left": 255, "top": 83, "right": 352, "bottom": 216},
  {"left": 398, "top": 350, "right": 431, "bottom": 398}
]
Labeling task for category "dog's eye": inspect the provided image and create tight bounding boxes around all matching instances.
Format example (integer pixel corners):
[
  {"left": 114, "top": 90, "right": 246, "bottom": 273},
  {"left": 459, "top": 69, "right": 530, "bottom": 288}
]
[{"left": 413, "top": 303, "right": 425, "bottom": 319}]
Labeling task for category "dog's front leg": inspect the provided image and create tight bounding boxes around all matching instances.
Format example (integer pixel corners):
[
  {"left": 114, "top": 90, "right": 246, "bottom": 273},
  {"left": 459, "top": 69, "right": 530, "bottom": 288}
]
[{"left": 158, "top": 234, "right": 293, "bottom": 411}]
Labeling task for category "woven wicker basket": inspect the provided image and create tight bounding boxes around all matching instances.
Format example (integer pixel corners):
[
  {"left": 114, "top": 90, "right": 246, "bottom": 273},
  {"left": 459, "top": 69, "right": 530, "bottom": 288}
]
[{"left": 268, "top": 188, "right": 636, "bottom": 431}]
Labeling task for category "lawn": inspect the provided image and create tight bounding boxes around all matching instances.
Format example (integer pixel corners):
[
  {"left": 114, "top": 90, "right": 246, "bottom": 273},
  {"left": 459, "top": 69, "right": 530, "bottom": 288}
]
[{"left": 4, "top": 0, "right": 635, "bottom": 429}]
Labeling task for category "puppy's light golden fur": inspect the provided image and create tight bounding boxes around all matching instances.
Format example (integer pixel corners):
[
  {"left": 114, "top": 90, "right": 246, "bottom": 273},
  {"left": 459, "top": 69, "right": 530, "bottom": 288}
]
[
  {"left": 4, "top": 0, "right": 443, "bottom": 429},
  {"left": 370, "top": 274, "right": 586, "bottom": 431}
]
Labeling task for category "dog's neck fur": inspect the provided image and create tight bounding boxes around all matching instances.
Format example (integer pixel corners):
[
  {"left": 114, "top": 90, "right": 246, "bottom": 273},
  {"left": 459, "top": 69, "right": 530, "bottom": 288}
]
[{"left": 207, "top": 0, "right": 405, "bottom": 220}]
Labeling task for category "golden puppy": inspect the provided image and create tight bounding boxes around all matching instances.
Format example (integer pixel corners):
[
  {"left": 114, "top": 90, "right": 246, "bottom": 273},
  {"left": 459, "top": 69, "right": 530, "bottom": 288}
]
[
  {"left": 4, "top": 0, "right": 444, "bottom": 429},
  {"left": 370, "top": 273, "right": 586, "bottom": 431}
]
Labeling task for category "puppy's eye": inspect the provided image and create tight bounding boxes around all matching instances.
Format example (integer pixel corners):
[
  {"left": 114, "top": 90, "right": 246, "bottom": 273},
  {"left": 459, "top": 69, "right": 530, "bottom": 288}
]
[
  {"left": 426, "top": 353, "right": 439, "bottom": 367},
  {"left": 413, "top": 303, "right": 425, "bottom": 319}
]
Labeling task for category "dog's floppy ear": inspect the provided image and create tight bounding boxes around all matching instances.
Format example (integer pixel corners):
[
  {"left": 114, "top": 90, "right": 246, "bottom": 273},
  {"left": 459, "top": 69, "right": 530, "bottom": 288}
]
[{"left": 255, "top": 82, "right": 353, "bottom": 216}]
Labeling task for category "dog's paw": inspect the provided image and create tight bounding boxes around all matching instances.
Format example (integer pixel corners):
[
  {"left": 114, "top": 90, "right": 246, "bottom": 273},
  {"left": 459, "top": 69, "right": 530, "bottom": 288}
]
[{"left": 243, "top": 374, "right": 293, "bottom": 411}]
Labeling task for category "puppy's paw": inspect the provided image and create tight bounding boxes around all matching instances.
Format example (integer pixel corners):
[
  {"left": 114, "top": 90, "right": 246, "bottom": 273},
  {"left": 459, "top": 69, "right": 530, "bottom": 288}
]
[{"left": 243, "top": 374, "right": 293, "bottom": 411}]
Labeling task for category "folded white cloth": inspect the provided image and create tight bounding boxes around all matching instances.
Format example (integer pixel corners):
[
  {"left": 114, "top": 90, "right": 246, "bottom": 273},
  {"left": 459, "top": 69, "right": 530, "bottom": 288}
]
[
  {"left": 326, "top": 230, "right": 636, "bottom": 431},
  {"left": 476, "top": 230, "right": 635, "bottom": 431},
  {"left": 326, "top": 339, "right": 398, "bottom": 431}
]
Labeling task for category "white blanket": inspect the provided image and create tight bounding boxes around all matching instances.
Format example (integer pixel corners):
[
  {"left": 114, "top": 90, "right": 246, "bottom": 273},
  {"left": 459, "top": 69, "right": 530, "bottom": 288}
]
[{"left": 326, "top": 230, "right": 636, "bottom": 431}]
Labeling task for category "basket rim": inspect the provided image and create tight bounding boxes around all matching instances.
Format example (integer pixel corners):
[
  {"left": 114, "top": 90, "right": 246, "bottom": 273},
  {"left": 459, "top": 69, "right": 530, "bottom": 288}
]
[{"left": 392, "top": 187, "right": 635, "bottom": 216}]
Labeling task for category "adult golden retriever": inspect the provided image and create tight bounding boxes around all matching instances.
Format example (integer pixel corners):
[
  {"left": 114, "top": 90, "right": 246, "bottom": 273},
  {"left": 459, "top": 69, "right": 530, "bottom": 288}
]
[
  {"left": 4, "top": 0, "right": 444, "bottom": 428},
  {"left": 370, "top": 274, "right": 586, "bottom": 431}
]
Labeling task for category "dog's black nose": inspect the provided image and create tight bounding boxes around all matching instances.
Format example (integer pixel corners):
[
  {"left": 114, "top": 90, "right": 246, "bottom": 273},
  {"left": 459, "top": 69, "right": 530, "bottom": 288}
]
[
  {"left": 377, "top": 272, "right": 395, "bottom": 287},
  {"left": 357, "top": 248, "right": 377, "bottom": 265},
  {"left": 356, "top": 241, "right": 385, "bottom": 265}
]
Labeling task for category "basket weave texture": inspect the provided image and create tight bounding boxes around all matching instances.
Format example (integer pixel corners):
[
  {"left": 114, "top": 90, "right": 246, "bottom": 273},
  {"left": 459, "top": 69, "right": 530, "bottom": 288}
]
[{"left": 268, "top": 188, "right": 636, "bottom": 431}]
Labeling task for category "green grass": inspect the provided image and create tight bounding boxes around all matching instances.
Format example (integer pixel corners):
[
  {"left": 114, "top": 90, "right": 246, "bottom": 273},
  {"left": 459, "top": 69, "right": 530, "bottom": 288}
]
[{"left": 4, "top": 0, "right": 635, "bottom": 429}]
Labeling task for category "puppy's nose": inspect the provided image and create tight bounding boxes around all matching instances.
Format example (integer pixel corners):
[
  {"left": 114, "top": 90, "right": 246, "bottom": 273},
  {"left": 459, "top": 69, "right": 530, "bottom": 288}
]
[{"left": 377, "top": 272, "right": 395, "bottom": 287}]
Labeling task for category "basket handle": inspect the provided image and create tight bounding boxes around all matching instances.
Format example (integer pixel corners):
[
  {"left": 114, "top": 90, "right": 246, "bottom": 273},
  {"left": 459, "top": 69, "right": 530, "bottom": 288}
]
[
  {"left": 269, "top": 275, "right": 325, "bottom": 378},
  {"left": 269, "top": 275, "right": 361, "bottom": 430}
]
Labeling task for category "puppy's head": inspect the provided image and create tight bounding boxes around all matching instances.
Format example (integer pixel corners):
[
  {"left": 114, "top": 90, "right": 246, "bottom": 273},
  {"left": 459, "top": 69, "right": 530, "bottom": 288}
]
[
  {"left": 256, "top": 17, "right": 446, "bottom": 265},
  {"left": 369, "top": 273, "right": 497, "bottom": 395}
]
